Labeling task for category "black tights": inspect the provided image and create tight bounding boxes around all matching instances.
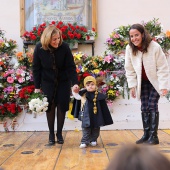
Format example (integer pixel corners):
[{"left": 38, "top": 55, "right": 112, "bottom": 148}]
[{"left": 46, "top": 102, "right": 66, "bottom": 135}]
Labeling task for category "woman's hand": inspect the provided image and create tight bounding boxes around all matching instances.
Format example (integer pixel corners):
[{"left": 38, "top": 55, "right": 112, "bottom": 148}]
[
  {"left": 72, "top": 84, "right": 80, "bottom": 93},
  {"left": 160, "top": 89, "right": 168, "bottom": 96},
  {"left": 130, "top": 87, "right": 136, "bottom": 98},
  {"left": 34, "top": 89, "right": 41, "bottom": 93}
]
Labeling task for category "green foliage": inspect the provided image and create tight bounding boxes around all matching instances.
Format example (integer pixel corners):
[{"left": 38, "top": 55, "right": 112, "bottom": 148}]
[{"left": 142, "top": 18, "right": 162, "bottom": 37}]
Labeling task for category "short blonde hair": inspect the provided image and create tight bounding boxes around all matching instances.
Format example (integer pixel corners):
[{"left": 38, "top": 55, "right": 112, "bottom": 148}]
[{"left": 41, "top": 25, "right": 63, "bottom": 50}]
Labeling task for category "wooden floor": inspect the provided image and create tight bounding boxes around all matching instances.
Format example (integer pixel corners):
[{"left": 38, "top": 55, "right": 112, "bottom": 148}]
[{"left": 1, "top": 130, "right": 170, "bottom": 170}]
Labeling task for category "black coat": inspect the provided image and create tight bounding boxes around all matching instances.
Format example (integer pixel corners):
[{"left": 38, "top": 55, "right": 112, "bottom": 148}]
[
  {"left": 33, "top": 42, "right": 78, "bottom": 112},
  {"left": 71, "top": 90, "right": 114, "bottom": 128}
]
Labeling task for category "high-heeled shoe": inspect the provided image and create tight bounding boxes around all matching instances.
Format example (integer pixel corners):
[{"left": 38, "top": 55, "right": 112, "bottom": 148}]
[
  {"left": 49, "top": 133, "right": 55, "bottom": 145},
  {"left": 56, "top": 133, "right": 64, "bottom": 144}
]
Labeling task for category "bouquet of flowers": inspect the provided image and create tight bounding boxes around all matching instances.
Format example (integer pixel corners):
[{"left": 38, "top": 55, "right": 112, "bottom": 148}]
[
  {"left": 0, "top": 29, "right": 17, "bottom": 55},
  {"left": 101, "top": 71, "right": 126, "bottom": 101},
  {"left": 154, "top": 32, "right": 170, "bottom": 55},
  {"left": 28, "top": 92, "right": 49, "bottom": 115},
  {"left": 105, "top": 26, "right": 129, "bottom": 55}
]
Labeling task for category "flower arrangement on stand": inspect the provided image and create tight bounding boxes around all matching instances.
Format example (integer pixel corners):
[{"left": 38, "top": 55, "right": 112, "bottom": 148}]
[
  {"left": 22, "top": 21, "right": 88, "bottom": 48},
  {"left": 0, "top": 29, "right": 35, "bottom": 130}
]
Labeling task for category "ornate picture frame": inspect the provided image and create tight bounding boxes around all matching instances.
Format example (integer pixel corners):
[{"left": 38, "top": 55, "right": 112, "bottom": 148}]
[{"left": 20, "top": 0, "right": 97, "bottom": 35}]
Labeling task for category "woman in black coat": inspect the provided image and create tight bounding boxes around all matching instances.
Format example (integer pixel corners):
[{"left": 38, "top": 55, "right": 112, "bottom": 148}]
[{"left": 33, "top": 25, "right": 79, "bottom": 145}]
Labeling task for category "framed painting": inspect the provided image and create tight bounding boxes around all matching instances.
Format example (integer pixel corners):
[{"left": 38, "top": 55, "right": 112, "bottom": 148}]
[{"left": 20, "top": 0, "right": 97, "bottom": 35}]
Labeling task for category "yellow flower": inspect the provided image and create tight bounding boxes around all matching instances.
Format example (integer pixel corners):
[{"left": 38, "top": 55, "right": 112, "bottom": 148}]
[
  {"left": 107, "top": 90, "right": 115, "bottom": 96},
  {"left": 92, "top": 69, "right": 100, "bottom": 74},
  {"left": 73, "top": 52, "right": 83, "bottom": 60},
  {"left": 67, "top": 102, "right": 74, "bottom": 120}
]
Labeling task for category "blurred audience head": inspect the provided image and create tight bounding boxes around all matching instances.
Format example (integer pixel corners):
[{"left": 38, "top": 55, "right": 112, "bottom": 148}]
[{"left": 106, "top": 144, "right": 170, "bottom": 170}]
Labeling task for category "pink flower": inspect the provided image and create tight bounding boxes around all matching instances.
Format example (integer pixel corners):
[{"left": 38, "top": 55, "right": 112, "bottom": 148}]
[
  {"left": 113, "top": 33, "right": 120, "bottom": 38},
  {"left": 16, "top": 69, "right": 24, "bottom": 75},
  {"left": 7, "top": 76, "right": 14, "bottom": 83},
  {"left": 104, "top": 55, "right": 113, "bottom": 63},
  {"left": 18, "top": 77, "right": 25, "bottom": 83}
]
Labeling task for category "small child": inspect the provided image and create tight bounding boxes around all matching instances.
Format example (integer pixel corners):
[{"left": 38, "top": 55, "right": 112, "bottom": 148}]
[{"left": 72, "top": 76, "right": 113, "bottom": 148}]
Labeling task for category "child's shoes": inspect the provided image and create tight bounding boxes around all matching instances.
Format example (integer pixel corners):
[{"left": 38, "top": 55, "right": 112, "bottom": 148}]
[
  {"left": 90, "top": 141, "right": 97, "bottom": 146},
  {"left": 79, "top": 143, "right": 87, "bottom": 148}
]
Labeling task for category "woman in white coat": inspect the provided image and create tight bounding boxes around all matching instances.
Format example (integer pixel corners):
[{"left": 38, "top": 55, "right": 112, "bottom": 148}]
[{"left": 125, "top": 24, "right": 169, "bottom": 145}]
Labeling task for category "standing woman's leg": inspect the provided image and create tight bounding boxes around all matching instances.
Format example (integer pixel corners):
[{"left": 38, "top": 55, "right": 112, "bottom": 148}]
[
  {"left": 46, "top": 102, "right": 56, "bottom": 145},
  {"left": 136, "top": 80, "right": 150, "bottom": 144},
  {"left": 146, "top": 82, "right": 160, "bottom": 145},
  {"left": 56, "top": 104, "right": 66, "bottom": 144}
]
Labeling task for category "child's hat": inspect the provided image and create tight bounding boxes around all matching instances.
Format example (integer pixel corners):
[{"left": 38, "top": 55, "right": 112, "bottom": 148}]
[{"left": 84, "top": 76, "right": 96, "bottom": 86}]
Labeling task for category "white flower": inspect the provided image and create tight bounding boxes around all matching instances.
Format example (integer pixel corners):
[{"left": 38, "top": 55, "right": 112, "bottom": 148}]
[
  {"left": 5, "top": 42, "right": 9, "bottom": 47},
  {"left": 28, "top": 96, "right": 49, "bottom": 115},
  {"left": 26, "top": 76, "right": 30, "bottom": 80}
]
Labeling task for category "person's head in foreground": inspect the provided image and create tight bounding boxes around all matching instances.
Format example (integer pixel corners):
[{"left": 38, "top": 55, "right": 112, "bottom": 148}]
[{"left": 106, "top": 144, "right": 170, "bottom": 170}]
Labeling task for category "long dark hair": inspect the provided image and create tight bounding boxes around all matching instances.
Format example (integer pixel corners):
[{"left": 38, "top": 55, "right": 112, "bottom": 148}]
[{"left": 129, "top": 24, "right": 152, "bottom": 56}]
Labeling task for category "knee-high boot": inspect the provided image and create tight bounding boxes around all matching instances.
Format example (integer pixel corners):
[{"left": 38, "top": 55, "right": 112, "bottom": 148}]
[
  {"left": 136, "top": 112, "right": 150, "bottom": 144},
  {"left": 145, "top": 112, "right": 159, "bottom": 145}
]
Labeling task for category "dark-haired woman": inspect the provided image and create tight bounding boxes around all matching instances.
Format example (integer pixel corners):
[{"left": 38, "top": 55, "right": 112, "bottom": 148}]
[{"left": 125, "top": 24, "right": 169, "bottom": 145}]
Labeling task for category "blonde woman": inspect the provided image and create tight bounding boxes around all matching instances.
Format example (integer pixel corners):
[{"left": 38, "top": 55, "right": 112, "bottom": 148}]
[{"left": 33, "top": 25, "right": 79, "bottom": 145}]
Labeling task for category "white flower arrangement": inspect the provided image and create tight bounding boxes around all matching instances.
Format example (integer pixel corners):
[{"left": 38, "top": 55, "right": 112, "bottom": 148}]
[{"left": 28, "top": 92, "right": 49, "bottom": 116}]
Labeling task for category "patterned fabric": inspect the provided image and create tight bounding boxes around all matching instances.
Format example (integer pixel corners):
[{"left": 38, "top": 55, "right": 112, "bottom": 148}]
[{"left": 141, "top": 80, "right": 160, "bottom": 112}]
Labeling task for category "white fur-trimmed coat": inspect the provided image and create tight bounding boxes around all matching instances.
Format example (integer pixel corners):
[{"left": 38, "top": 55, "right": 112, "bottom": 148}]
[{"left": 125, "top": 41, "right": 170, "bottom": 100}]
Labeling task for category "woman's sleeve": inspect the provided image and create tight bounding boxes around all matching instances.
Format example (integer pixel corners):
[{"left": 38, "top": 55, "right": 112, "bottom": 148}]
[
  {"left": 156, "top": 45, "right": 170, "bottom": 90},
  {"left": 32, "top": 44, "right": 42, "bottom": 89},
  {"left": 65, "top": 45, "right": 78, "bottom": 85},
  {"left": 124, "top": 45, "right": 137, "bottom": 88}
]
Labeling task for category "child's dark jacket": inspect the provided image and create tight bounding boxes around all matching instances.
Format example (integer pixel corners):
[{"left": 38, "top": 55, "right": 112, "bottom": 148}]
[{"left": 71, "top": 89, "right": 113, "bottom": 128}]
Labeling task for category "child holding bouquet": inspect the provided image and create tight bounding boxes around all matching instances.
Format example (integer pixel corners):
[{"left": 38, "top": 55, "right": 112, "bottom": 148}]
[{"left": 72, "top": 76, "right": 113, "bottom": 148}]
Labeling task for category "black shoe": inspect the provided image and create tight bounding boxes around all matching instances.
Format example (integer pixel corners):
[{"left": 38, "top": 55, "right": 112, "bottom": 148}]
[
  {"left": 48, "top": 134, "right": 55, "bottom": 145},
  {"left": 136, "top": 134, "right": 149, "bottom": 144},
  {"left": 56, "top": 133, "right": 64, "bottom": 144},
  {"left": 145, "top": 136, "right": 159, "bottom": 145}
]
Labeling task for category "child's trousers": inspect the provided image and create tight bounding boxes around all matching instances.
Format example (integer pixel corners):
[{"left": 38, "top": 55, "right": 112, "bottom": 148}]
[{"left": 81, "top": 127, "right": 100, "bottom": 144}]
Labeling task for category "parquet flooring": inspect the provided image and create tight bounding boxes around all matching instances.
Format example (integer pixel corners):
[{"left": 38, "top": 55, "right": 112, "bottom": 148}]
[{"left": 0, "top": 130, "right": 170, "bottom": 170}]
